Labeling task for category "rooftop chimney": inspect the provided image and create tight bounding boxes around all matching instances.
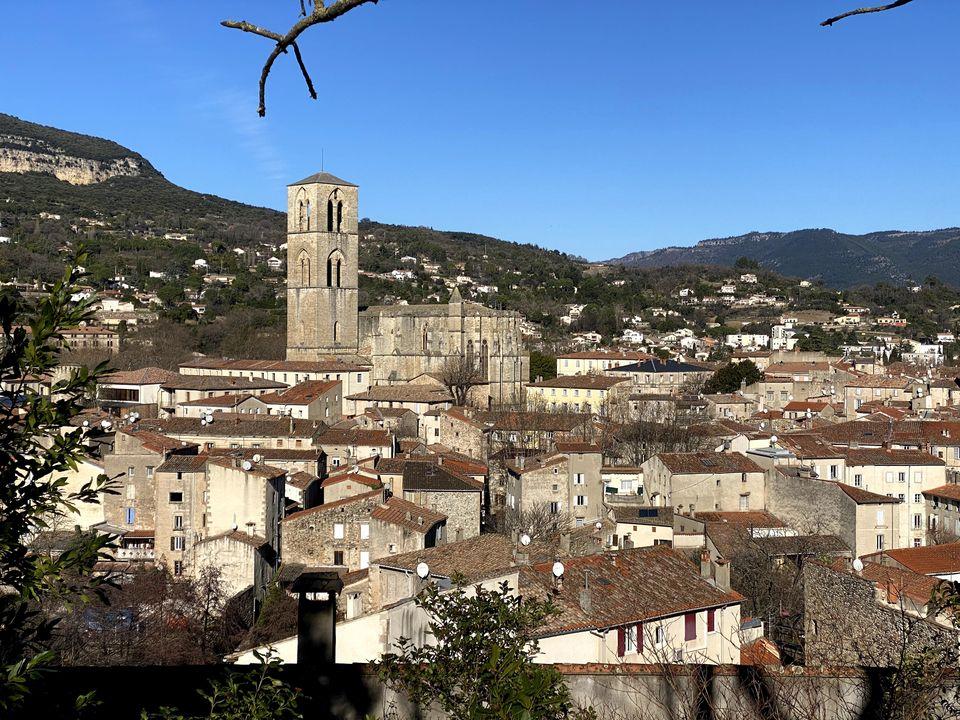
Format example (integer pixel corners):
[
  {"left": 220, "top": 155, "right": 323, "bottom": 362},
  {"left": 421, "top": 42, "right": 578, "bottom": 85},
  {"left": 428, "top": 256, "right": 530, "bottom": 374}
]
[
  {"left": 715, "top": 558, "right": 731, "bottom": 592},
  {"left": 560, "top": 531, "right": 571, "bottom": 555},
  {"left": 700, "top": 549, "right": 712, "bottom": 581}
]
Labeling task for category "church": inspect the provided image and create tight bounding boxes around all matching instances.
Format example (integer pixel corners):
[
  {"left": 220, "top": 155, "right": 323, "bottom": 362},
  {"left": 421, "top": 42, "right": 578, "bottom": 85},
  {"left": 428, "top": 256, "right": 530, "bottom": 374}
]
[{"left": 284, "top": 172, "right": 528, "bottom": 408}]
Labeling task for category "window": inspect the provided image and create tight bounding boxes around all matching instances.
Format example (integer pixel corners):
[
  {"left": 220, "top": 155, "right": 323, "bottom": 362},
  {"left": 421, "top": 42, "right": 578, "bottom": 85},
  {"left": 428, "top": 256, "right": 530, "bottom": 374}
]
[
  {"left": 876, "top": 534, "right": 884, "bottom": 550},
  {"left": 360, "top": 523, "right": 370, "bottom": 540},
  {"left": 127, "top": 466, "right": 135, "bottom": 478},
  {"left": 684, "top": 612, "right": 697, "bottom": 641},
  {"left": 146, "top": 466, "right": 154, "bottom": 479},
  {"left": 739, "top": 494, "right": 749, "bottom": 510},
  {"left": 174, "top": 561, "right": 183, "bottom": 577},
  {"left": 898, "top": 493, "right": 905, "bottom": 501},
  {"left": 174, "top": 515, "right": 183, "bottom": 530},
  {"left": 913, "top": 514, "right": 922, "bottom": 529},
  {"left": 333, "top": 523, "right": 345, "bottom": 539},
  {"left": 359, "top": 551, "right": 370, "bottom": 569},
  {"left": 573, "top": 473, "right": 585, "bottom": 485},
  {"left": 575, "top": 495, "right": 587, "bottom": 507},
  {"left": 913, "top": 538, "right": 922, "bottom": 548},
  {"left": 333, "top": 550, "right": 344, "bottom": 565},
  {"left": 170, "top": 536, "right": 185, "bottom": 551},
  {"left": 829, "top": 465, "right": 838, "bottom": 480},
  {"left": 124, "top": 507, "right": 135, "bottom": 524},
  {"left": 707, "top": 609, "right": 716, "bottom": 633},
  {"left": 169, "top": 491, "right": 183, "bottom": 503},
  {"left": 914, "top": 493, "right": 922, "bottom": 503},
  {"left": 549, "top": 501, "right": 560, "bottom": 515},
  {"left": 898, "top": 472, "right": 906, "bottom": 483},
  {"left": 654, "top": 626, "right": 665, "bottom": 645},
  {"left": 625, "top": 625, "right": 638, "bottom": 653}
]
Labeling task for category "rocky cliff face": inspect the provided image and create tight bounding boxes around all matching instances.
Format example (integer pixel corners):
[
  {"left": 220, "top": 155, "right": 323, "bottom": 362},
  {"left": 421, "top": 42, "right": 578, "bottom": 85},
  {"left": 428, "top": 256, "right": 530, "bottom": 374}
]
[{"left": 0, "top": 135, "right": 146, "bottom": 185}]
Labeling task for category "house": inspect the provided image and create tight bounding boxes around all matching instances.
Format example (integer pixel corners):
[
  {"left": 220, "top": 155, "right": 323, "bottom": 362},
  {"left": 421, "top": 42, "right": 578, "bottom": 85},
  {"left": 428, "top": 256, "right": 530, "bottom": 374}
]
[
  {"left": 317, "top": 428, "right": 394, "bottom": 469},
  {"left": 766, "top": 465, "right": 902, "bottom": 557},
  {"left": 136, "top": 416, "right": 325, "bottom": 452},
  {"left": 704, "top": 394, "right": 756, "bottom": 421},
  {"left": 281, "top": 489, "right": 446, "bottom": 572},
  {"left": 153, "top": 454, "right": 208, "bottom": 577},
  {"left": 505, "top": 443, "right": 602, "bottom": 527},
  {"left": 862, "top": 542, "right": 960, "bottom": 581},
  {"left": 607, "top": 506, "right": 673, "bottom": 549},
  {"left": 158, "top": 375, "right": 287, "bottom": 416},
  {"left": 844, "top": 375, "right": 912, "bottom": 416},
  {"left": 922, "top": 484, "right": 960, "bottom": 543},
  {"left": 62, "top": 325, "right": 120, "bottom": 353},
  {"left": 346, "top": 385, "right": 453, "bottom": 416},
  {"left": 555, "top": 350, "right": 654, "bottom": 377},
  {"left": 96, "top": 367, "right": 180, "bottom": 415},
  {"left": 319, "top": 466, "right": 383, "bottom": 504},
  {"left": 601, "top": 466, "right": 644, "bottom": 499},
  {"left": 642, "top": 452, "right": 766, "bottom": 514},
  {"left": 258, "top": 380, "right": 342, "bottom": 421},
  {"left": 266, "top": 256, "right": 283, "bottom": 271},
  {"left": 177, "top": 393, "right": 261, "bottom": 418},
  {"left": 525, "top": 375, "right": 630, "bottom": 415},
  {"left": 605, "top": 359, "right": 712, "bottom": 396}
]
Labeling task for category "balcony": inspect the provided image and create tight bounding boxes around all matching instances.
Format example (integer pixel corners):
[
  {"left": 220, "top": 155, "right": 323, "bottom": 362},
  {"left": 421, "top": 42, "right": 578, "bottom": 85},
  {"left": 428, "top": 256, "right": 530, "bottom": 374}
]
[{"left": 116, "top": 546, "right": 155, "bottom": 561}]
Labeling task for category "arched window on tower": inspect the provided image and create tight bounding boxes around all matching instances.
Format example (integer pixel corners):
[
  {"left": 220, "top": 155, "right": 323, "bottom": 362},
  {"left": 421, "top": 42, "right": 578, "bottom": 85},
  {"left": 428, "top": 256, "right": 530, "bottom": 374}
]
[
  {"left": 305, "top": 200, "right": 311, "bottom": 230},
  {"left": 326, "top": 255, "right": 333, "bottom": 287},
  {"left": 297, "top": 201, "right": 305, "bottom": 231},
  {"left": 466, "top": 339, "right": 475, "bottom": 369},
  {"left": 337, "top": 201, "right": 343, "bottom": 233},
  {"left": 336, "top": 257, "right": 342, "bottom": 288},
  {"left": 327, "top": 199, "right": 334, "bottom": 232},
  {"left": 480, "top": 339, "right": 489, "bottom": 376},
  {"left": 299, "top": 253, "right": 311, "bottom": 286},
  {"left": 333, "top": 321, "right": 341, "bottom": 344},
  {"left": 422, "top": 327, "right": 429, "bottom": 352}
]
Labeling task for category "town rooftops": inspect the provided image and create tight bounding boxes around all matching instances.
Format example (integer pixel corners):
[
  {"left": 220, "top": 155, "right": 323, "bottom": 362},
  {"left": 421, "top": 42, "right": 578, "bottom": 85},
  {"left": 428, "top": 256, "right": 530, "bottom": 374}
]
[
  {"left": 160, "top": 375, "right": 287, "bottom": 392},
  {"left": 288, "top": 171, "right": 357, "bottom": 187},
  {"left": 317, "top": 427, "right": 393, "bottom": 447},
  {"left": 155, "top": 454, "right": 209, "bottom": 474},
  {"left": 557, "top": 350, "right": 654, "bottom": 361},
  {"left": 608, "top": 505, "right": 673, "bottom": 526},
  {"left": 655, "top": 452, "right": 763, "bottom": 475},
  {"left": 610, "top": 358, "right": 710, "bottom": 374},
  {"left": 864, "top": 543, "right": 960, "bottom": 576},
  {"left": 922, "top": 484, "right": 960, "bottom": 502},
  {"left": 520, "top": 546, "right": 742, "bottom": 637},
  {"left": 179, "top": 358, "right": 370, "bottom": 373},
  {"left": 206, "top": 456, "right": 287, "bottom": 480},
  {"left": 401, "top": 460, "right": 483, "bottom": 493},
  {"left": 834, "top": 482, "right": 902, "bottom": 504},
  {"left": 843, "top": 448, "right": 944, "bottom": 467},
  {"left": 778, "top": 434, "right": 846, "bottom": 459},
  {"left": 526, "top": 375, "right": 628, "bottom": 390},
  {"left": 137, "top": 416, "right": 326, "bottom": 439},
  {"left": 846, "top": 375, "right": 912, "bottom": 389},
  {"left": 694, "top": 511, "right": 786, "bottom": 527},
  {"left": 370, "top": 496, "right": 446, "bottom": 533},
  {"left": 179, "top": 393, "right": 252, "bottom": 407},
  {"left": 122, "top": 428, "right": 198, "bottom": 455},
  {"left": 259, "top": 380, "right": 340, "bottom": 405},
  {"left": 286, "top": 470, "right": 319, "bottom": 490},
  {"left": 346, "top": 385, "right": 454, "bottom": 403},
  {"left": 782, "top": 400, "right": 830, "bottom": 413},
  {"left": 101, "top": 367, "right": 180, "bottom": 385},
  {"left": 283, "top": 489, "right": 385, "bottom": 521},
  {"left": 319, "top": 471, "right": 381, "bottom": 489}
]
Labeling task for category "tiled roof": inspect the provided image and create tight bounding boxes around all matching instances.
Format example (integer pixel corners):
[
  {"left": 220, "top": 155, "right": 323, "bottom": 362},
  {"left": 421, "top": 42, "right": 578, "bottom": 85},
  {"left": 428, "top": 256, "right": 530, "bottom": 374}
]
[
  {"left": 346, "top": 385, "right": 453, "bottom": 403},
  {"left": 320, "top": 471, "right": 381, "bottom": 489},
  {"left": 179, "top": 393, "right": 251, "bottom": 407},
  {"left": 160, "top": 375, "right": 287, "bottom": 391},
  {"left": 782, "top": 400, "right": 830, "bottom": 412},
  {"left": 259, "top": 380, "right": 340, "bottom": 405},
  {"left": 779, "top": 434, "right": 846, "bottom": 459},
  {"left": 520, "top": 546, "right": 742, "bottom": 636},
  {"left": 283, "top": 489, "right": 385, "bottom": 521},
  {"left": 834, "top": 482, "right": 901, "bottom": 504},
  {"left": 206, "top": 457, "right": 286, "bottom": 480},
  {"left": 526, "top": 375, "right": 629, "bottom": 390},
  {"left": 122, "top": 428, "right": 197, "bottom": 454},
  {"left": 317, "top": 428, "right": 393, "bottom": 447},
  {"left": 199, "top": 529, "right": 268, "bottom": 548},
  {"left": 705, "top": 394, "right": 753, "bottom": 405},
  {"left": 846, "top": 375, "right": 912, "bottom": 389},
  {"left": 138, "top": 416, "right": 326, "bottom": 439},
  {"left": 608, "top": 505, "right": 673, "bottom": 526},
  {"left": 922, "top": 484, "right": 960, "bottom": 502},
  {"left": 101, "top": 367, "right": 180, "bottom": 385},
  {"left": 554, "top": 441, "right": 601, "bottom": 454},
  {"left": 860, "top": 561, "right": 941, "bottom": 606},
  {"left": 695, "top": 511, "right": 785, "bottom": 527},
  {"left": 655, "top": 452, "right": 763, "bottom": 474},
  {"left": 811, "top": 421, "right": 892, "bottom": 446},
  {"left": 402, "top": 460, "right": 483, "bottom": 492},
  {"left": 155, "top": 455, "right": 208, "bottom": 474},
  {"left": 843, "top": 448, "right": 944, "bottom": 467},
  {"left": 506, "top": 454, "right": 568, "bottom": 476},
  {"left": 610, "top": 359, "right": 711, "bottom": 374},
  {"left": 205, "top": 447, "right": 323, "bottom": 461},
  {"left": 371, "top": 496, "right": 446, "bottom": 532},
  {"left": 180, "top": 358, "right": 370, "bottom": 373},
  {"left": 375, "top": 534, "right": 557, "bottom": 582},
  {"left": 865, "top": 543, "right": 960, "bottom": 576},
  {"left": 557, "top": 350, "right": 655, "bottom": 361},
  {"left": 286, "top": 471, "right": 319, "bottom": 490},
  {"left": 288, "top": 171, "right": 357, "bottom": 187}
]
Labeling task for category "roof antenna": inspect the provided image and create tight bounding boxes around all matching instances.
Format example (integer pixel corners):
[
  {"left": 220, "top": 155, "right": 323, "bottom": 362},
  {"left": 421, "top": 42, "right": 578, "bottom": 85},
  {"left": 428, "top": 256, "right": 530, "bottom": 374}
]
[{"left": 321, "top": 148, "right": 325, "bottom": 172}]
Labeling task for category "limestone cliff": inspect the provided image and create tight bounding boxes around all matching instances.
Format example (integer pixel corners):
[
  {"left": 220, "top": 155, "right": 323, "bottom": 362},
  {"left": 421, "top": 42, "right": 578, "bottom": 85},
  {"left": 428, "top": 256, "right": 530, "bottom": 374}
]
[{"left": 0, "top": 135, "right": 147, "bottom": 185}]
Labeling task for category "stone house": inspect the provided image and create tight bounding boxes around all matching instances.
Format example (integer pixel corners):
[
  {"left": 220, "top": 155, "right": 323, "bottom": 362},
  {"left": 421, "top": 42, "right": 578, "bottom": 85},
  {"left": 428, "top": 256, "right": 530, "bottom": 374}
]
[
  {"left": 257, "top": 379, "right": 342, "bottom": 422},
  {"left": 317, "top": 427, "right": 394, "bottom": 469},
  {"left": 555, "top": 350, "right": 654, "bottom": 377},
  {"left": 766, "top": 466, "right": 901, "bottom": 557},
  {"left": 841, "top": 449, "right": 945, "bottom": 548},
  {"left": 397, "top": 459, "right": 483, "bottom": 541},
  {"left": 704, "top": 394, "right": 756, "bottom": 421},
  {"left": 843, "top": 375, "right": 913, "bottom": 416},
  {"left": 320, "top": 468, "right": 383, "bottom": 504},
  {"left": 204, "top": 458, "right": 285, "bottom": 554},
  {"left": 355, "top": 407, "right": 419, "bottom": 438},
  {"left": 135, "top": 416, "right": 325, "bottom": 452},
  {"left": 505, "top": 454, "right": 570, "bottom": 522},
  {"left": 642, "top": 452, "right": 766, "bottom": 514},
  {"left": 525, "top": 375, "right": 631, "bottom": 415},
  {"left": 487, "top": 411, "right": 593, "bottom": 456},
  {"left": 193, "top": 529, "right": 276, "bottom": 599},
  {"left": 555, "top": 442, "right": 604, "bottom": 525},
  {"left": 153, "top": 454, "right": 208, "bottom": 577},
  {"left": 604, "top": 359, "right": 712, "bottom": 397},
  {"left": 922, "top": 484, "right": 960, "bottom": 543},
  {"left": 607, "top": 506, "right": 674, "bottom": 549},
  {"left": 157, "top": 375, "right": 287, "bottom": 417},
  {"left": 281, "top": 489, "right": 446, "bottom": 571},
  {"left": 436, "top": 407, "right": 489, "bottom": 461},
  {"left": 96, "top": 366, "right": 179, "bottom": 416},
  {"left": 345, "top": 384, "right": 453, "bottom": 417}
]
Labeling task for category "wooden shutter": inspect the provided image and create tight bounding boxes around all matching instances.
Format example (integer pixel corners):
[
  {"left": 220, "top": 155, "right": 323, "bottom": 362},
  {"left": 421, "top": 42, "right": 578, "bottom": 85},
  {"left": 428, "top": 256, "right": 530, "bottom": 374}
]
[
  {"left": 707, "top": 609, "right": 716, "bottom": 633},
  {"left": 684, "top": 612, "right": 696, "bottom": 641},
  {"left": 617, "top": 626, "right": 625, "bottom": 657},
  {"left": 637, "top": 622, "right": 643, "bottom": 652}
]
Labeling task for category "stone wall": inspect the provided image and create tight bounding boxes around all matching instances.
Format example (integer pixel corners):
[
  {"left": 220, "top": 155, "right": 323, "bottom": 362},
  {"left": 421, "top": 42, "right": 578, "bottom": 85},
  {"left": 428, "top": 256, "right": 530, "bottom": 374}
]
[{"left": 404, "top": 489, "right": 480, "bottom": 541}]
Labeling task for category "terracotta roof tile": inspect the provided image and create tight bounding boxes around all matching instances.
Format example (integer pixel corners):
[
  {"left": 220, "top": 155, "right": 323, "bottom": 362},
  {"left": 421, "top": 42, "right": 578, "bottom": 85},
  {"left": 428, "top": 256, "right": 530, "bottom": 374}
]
[
  {"left": 922, "top": 484, "right": 960, "bottom": 502},
  {"left": 371, "top": 496, "right": 446, "bottom": 532},
  {"left": 864, "top": 543, "right": 960, "bottom": 576},
  {"left": 655, "top": 452, "right": 763, "bottom": 474}
]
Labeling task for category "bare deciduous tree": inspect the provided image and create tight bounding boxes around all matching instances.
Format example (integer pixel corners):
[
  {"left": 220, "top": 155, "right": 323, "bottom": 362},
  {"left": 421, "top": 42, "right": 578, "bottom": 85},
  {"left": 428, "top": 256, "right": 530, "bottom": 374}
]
[
  {"left": 822, "top": 0, "right": 916, "bottom": 27},
  {"left": 438, "top": 354, "right": 483, "bottom": 407}
]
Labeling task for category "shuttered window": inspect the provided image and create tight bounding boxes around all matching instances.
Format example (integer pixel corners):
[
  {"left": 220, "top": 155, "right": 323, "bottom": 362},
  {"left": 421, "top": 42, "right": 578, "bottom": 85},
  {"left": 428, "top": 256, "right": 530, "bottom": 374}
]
[{"left": 684, "top": 612, "right": 697, "bottom": 641}]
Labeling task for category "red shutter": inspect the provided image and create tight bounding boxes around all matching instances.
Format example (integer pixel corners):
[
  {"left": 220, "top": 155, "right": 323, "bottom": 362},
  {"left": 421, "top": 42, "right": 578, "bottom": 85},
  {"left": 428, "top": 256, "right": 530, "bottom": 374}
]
[
  {"left": 707, "top": 609, "right": 716, "bottom": 633},
  {"left": 617, "top": 626, "right": 625, "bottom": 657},
  {"left": 637, "top": 623, "right": 643, "bottom": 652},
  {"left": 684, "top": 612, "right": 696, "bottom": 641}
]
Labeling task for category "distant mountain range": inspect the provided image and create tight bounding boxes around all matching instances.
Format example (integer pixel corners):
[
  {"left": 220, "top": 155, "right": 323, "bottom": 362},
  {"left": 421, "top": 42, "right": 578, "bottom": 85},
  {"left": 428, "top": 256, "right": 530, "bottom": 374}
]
[{"left": 603, "top": 228, "right": 960, "bottom": 289}]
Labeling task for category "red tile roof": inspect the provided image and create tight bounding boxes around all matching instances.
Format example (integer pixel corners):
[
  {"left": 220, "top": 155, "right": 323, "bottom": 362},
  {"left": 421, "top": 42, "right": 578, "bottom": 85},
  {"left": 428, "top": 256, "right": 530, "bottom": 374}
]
[
  {"left": 101, "top": 367, "right": 180, "bottom": 385},
  {"left": 922, "top": 484, "right": 960, "bottom": 502},
  {"left": 259, "top": 380, "right": 340, "bottom": 405},
  {"left": 371, "top": 496, "right": 446, "bottom": 532},
  {"left": 655, "top": 452, "right": 763, "bottom": 475},
  {"left": 843, "top": 449, "right": 944, "bottom": 467},
  {"left": 864, "top": 543, "right": 960, "bottom": 576}
]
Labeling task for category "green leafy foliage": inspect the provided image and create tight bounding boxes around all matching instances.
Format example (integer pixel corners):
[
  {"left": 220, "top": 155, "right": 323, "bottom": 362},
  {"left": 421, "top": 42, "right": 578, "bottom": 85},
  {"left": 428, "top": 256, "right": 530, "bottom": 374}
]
[
  {"left": 0, "top": 249, "right": 117, "bottom": 710},
  {"left": 378, "top": 581, "right": 592, "bottom": 720},
  {"left": 702, "top": 360, "right": 762, "bottom": 394}
]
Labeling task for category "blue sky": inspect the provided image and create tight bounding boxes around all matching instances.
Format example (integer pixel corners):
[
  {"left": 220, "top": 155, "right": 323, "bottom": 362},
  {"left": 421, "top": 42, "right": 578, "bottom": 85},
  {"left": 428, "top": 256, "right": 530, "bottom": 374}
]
[{"left": 3, "top": 1, "right": 958, "bottom": 260}]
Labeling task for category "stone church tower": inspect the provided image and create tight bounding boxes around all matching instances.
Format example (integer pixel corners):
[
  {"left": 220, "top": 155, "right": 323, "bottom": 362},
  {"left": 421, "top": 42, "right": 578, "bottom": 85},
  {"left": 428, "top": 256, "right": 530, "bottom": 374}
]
[{"left": 285, "top": 172, "right": 359, "bottom": 360}]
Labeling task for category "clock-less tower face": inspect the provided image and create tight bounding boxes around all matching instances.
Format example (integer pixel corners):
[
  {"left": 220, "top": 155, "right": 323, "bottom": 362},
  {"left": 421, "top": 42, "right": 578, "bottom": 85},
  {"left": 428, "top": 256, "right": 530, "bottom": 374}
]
[{"left": 285, "top": 172, "right": 359, "bottom": 359}]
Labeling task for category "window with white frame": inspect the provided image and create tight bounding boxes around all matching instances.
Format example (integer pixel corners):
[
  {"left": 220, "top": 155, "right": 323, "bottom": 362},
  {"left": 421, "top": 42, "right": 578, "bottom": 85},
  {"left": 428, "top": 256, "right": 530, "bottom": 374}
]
[
  {"left": 854, "top": 474, "right": 863, "bottom": 487},
  {"left": 573, "top": 473, "right": 585, "bottom": 485},
  {"left": 654, "top": 625, "right": 665, "bottom": 645},
  {"left": 625, "top": 625, "right": 638, "bottom": 653},
  {"left": 360, "top": 523, "right": 370, "bottom": 540},
  {"left": 575, "top": 495, "right": 587, "bottom": 507},
  {"left": 333, "top": 523, "right": 345, "bottom": 539}
]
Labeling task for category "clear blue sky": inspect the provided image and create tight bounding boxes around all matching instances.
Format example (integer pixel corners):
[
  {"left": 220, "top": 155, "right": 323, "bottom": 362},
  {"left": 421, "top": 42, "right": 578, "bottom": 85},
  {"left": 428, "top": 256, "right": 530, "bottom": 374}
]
[{"left": 3, "top": 1, "right": 959, "bottom": 260}]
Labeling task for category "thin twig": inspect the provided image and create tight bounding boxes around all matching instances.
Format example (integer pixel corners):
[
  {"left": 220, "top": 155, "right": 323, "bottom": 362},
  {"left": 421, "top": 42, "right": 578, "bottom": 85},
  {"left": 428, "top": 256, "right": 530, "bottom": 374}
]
[
  {"left": 222, "top": 0, "right": 379, "bottom": 116},
  {"left": 821, "top": 0, "right": 916, "bottom": 27}
]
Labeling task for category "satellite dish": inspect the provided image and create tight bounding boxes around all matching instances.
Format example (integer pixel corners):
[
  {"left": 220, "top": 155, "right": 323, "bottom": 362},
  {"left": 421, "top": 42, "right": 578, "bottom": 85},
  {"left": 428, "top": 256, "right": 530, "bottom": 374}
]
[
  {"left": 853, "top": 558, "right": 864, "bottom": 572},
  {"left": 415, "top": 561, "right": 430, "bottom": 579},
  {"left": 200, "top": 419, "right": 207, "bottom": 426},
  {"left": 100, "top": 420, "right": 111, "bottom": 429},
  {"left": 788, "top": 395, "right": 794, "bottom": 401},
  {"left": 253, "top": 453, "right": 262, "bottom": 464},
  {"left": 770, "top": 435, "right": 779, "bottom": 444},
  {"left": 242, "top": 460, "right": 253, "bottom": 471},
  {"left": 519, "top": 533, "right": 531, "bottom": 547},
  {"left": 595, "top": 521, "right": 603, "bottom": 530},
  {"left": 552, "top": 561, "right": 565, "bottom": 578},
  {"left": 82, "top": 420, "right": 89, "bottom": 428},
  {"left": 205, "top": 414, "right": 214, "bottom": 423}
]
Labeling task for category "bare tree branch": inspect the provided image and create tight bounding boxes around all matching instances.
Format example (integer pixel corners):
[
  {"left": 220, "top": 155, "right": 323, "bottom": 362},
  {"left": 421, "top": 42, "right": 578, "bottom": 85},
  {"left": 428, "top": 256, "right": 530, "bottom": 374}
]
[
  {"left": 822, "top": 0, "right": 916, "bottom": 27},
  {"left": 222, "top": 0, "right": 379, "bottom": 116}
]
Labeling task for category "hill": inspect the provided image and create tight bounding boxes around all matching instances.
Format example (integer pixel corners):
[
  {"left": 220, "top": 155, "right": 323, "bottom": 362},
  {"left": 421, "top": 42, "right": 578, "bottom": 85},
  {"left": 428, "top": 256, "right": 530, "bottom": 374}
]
[{"left": 605, "top": 228, "right": 960, "bottom": 289}]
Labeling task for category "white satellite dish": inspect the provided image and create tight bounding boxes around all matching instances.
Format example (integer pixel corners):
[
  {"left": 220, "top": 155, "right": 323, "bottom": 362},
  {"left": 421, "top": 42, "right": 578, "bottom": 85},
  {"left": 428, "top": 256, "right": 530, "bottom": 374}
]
[
  {"left": 205, "top": 414, "right": 214, "bottom": 423},
  {"left": 415, "top": 561, "right": 430, "bottom": 579},
  {"left": 200, "top": 419, "right": 207, "bottom": 426},
  {"left": 552, "top": 561, "right": 565, "bottom": 578},
  {"left": 519, "top": 533, "right": 531, "bottom": 547},
  {"left": 852, "top": 558, "right": 864, "bottom": 572},
  {"left": 100, "top": 420, "right": 111, "bottom": 429},
  {"left": 82, "top": 420, "right": 89, "bottom": 428},
  {"left": 253, "top": 453, "right": 262, "bottom": 464},
  {"left": 595, "top": 521, "right": 603, "bottom": 530},
  {"left": 242, "top": 460, "right": 253, "bottom": 471},
  {"left": 770, "top": 435, "right": 778, "bottom": 444}
]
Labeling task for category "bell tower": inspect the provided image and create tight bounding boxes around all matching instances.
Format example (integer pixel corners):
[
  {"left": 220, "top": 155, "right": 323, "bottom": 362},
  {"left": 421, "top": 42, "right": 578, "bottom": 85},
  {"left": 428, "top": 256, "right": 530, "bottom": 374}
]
[{"left": 285, "top": 172, "right": 359, "bottom": 359}]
